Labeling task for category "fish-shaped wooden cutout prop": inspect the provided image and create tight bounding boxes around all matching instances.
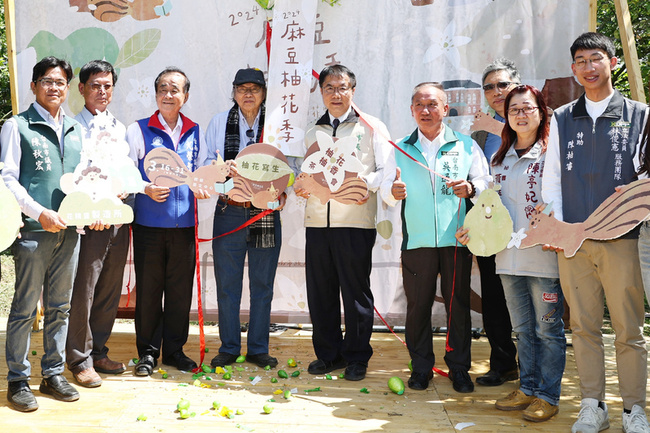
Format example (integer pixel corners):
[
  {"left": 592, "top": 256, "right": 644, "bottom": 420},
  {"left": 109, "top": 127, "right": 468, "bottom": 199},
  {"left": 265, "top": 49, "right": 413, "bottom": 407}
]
[
  {"left": 518, "top": 178, "right": 650, "bottom": 257},
  {"left": 228, "top": 143, "right": 293, "bottom": 209},
  {"left": 143, "top": 147, "right": 230, "bottom": 196},
  {"left": 295, "top": 131, "right": 368, "bottom": 204}
]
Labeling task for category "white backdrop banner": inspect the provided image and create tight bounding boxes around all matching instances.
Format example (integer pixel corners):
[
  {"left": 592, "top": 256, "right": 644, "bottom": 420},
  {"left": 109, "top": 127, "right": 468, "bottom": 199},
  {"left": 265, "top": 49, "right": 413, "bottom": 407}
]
[
  {"left": 264, "top": 0, "right": 317, "bottom": 156},
  {"left": 14, "top": 0, "right": 589, "bottom": 325}
]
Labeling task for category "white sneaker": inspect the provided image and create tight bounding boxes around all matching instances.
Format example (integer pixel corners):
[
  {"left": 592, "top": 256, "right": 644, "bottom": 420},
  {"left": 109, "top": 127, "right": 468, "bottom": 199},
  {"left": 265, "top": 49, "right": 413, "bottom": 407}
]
[
  {"left": 623, "top": 405, "right": 650, "bottom": 433},
  {"left": 572, "top": 398, "right": 610, "bottom": 433}
]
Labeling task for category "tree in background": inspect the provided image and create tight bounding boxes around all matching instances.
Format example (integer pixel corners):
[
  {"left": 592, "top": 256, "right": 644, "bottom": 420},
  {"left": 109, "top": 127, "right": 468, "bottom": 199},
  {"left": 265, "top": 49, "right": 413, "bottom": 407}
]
[
  {"left": 598, "top": 0, "right": 650, "bottom": 101},
  {"left": 0, "top": 4, "right": 11, "bottom": 122}
]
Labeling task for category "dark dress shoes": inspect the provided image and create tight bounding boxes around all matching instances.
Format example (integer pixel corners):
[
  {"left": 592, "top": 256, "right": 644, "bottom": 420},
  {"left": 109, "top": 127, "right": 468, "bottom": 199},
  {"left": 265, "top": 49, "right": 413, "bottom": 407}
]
[
  {"left": 8, "top": 380, "right": 38, "bottom": 412},
  {"left": 344, "top": 362, "right": 367, "bottom": 381},
  {"left": 408, "top": 370, "right": 434, "bottom": 390},
  {"left": 307, "top": 357, "right": 347, "bottom": 375},
  {"left": 39, "top": 374, "right": 80, "bottom": 402},
  {"left": 449, "top": 369, "right": 474, "bottom": 393},
  {"left": 210, "top": 352, "right": 240, "bottom": 368},
  {"left": 163, "top": 351, "right": 198, "bottom": 372},
  {"left": 475, "top": 368, "right": 518, "bottom": 386},
  {"left": 246, "top": 353, "right": 278, "bottom": 368},
  {"left": 135, "top": 354, "right": 157, "bottom": 376}
]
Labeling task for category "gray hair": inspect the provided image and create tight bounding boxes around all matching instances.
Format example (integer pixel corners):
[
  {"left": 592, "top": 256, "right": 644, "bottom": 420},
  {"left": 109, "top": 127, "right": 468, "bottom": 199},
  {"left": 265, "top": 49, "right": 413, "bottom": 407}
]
[
  {"left": 411, "top": 82, "right": 446, "bottom": 104},
  {"left": 481, "top": 58, "right": 520, "bottom": 85}
]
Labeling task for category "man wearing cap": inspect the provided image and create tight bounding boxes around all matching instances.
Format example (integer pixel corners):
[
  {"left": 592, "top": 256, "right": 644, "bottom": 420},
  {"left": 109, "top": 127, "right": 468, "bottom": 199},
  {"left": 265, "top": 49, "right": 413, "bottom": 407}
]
[{"left": 203, "top": 68, "right": 284, "bottom": 369}]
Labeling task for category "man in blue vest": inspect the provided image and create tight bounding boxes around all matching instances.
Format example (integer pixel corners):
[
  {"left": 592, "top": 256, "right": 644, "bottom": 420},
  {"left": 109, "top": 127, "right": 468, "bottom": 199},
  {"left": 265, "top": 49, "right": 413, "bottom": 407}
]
[
  {"left": 1, "top": 57, "right": 84, "bottom": 411},
  {"left": 383, "top": 82, "right": 490, "bottom": 393},
  {"left": 126, "top": 67, "right": 209, "bottom": 376}
]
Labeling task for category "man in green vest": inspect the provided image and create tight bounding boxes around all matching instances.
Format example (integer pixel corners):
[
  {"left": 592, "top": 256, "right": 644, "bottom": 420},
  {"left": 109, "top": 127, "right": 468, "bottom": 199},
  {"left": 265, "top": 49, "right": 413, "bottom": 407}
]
[
  {"left": 1, "top": 57, "right": 84, "bottom": 412},
  {"left": 383, "top": 82, "right": 490, "bottom": 393}
]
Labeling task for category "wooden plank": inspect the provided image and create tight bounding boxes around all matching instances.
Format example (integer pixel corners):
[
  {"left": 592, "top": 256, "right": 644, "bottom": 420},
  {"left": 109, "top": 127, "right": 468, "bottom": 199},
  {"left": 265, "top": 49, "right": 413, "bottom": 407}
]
[
  {"left": 613, "top": 0, "right": 646, "bottom": 103},
  {"left": 3, "top": 0, "right": 18, "bottom": 116},
  {"left": 589, "top": 0, "right": 598, "bottom": 32},
  {"left": 0, "top": 320, "right": 645, "bottom": 432}
]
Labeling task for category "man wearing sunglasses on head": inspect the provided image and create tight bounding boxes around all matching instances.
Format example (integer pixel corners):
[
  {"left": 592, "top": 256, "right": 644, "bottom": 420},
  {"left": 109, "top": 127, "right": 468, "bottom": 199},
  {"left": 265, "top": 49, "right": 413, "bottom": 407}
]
[
  {"left": 203, "top": 68, "right": 285, "bottom": 370},
  {"left": 468, "top": 58, "right": 520, "bottom": 389}
]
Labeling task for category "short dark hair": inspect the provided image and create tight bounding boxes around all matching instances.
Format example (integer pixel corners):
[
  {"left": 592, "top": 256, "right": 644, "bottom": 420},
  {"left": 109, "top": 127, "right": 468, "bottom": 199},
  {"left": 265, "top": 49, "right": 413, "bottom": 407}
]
[
  {"left": 79, "top": 60, "right": 117, "bottom": 85},
  {"left": 411, "top": 82, "right": 446, "bottom": 103},
  {"left": 318, "top": 64, "right": 356, "bottom": 89},
  {"left": 481, "top": 58, "right": 520, "bottom": 86},
  {"left": 154, "top": 67, "right": 190, "bottom": 93},
  {"left": 32, "top": 56, "right": 73, "bottom": 83},
  {"left": 570, "top": 32, "right": 616, "bottom": 60}
]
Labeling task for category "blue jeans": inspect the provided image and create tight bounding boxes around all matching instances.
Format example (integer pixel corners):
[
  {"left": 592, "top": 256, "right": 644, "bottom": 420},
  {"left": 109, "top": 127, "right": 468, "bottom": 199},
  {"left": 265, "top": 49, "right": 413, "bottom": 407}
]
[
  {"left": 6, "top": 229, "right": 80, "bottom": 382},
  {"left": 499, "top": 274, "right": 566, "bottom": 405},
  {"left": 638, "top": 221, "right": 650, "bottom": 303},
  {"left": 212, "top": 201, "right": 281, "bottom": 356}
]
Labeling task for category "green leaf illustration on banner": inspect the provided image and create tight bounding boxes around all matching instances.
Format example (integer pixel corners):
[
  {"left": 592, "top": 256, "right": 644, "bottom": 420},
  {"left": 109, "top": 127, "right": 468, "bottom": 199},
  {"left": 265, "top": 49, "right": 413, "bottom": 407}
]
[
  {"left": 28, "top": 28, "right": 119, "bottom": 74},
  {"left": 254, "top": 0, "right": 274, "bottom": 10},
  {"left": 376, "top": 220, "right": 393, "bottom": 240},
  {"left": 114, "top": 29, "right": 162, "bottom": 69}
]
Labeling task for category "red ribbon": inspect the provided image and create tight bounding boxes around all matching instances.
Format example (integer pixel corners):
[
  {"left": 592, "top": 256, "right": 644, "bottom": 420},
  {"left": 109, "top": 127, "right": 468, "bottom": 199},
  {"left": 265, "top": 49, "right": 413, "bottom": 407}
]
[
  {"left": 373, "top": 306, "right": 448, "bottom": 378},
  {"left": 311, "top": 69, "right": 463, "bottom": 360},
  {"left": 192, "top": 198, "right": 206, "bottom": 372},
  {"left": 125, "top": 225, "right": 133, "bottom": 307}
]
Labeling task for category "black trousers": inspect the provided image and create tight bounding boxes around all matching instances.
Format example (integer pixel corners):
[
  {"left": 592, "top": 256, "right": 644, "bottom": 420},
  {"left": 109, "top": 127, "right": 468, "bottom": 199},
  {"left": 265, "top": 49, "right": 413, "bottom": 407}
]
[
  {"left": 402, "top": 246, "right": 473, "bottom": 373},
  {"left": 305, "top": 227, "right": 376, "bottom": 365},
  {"left": 476, "top": 254, "right": 517, "bottom": 373},
  {"left": 66, "top": 225, "right": 130, "bottom": 373},
  {"left": 133, "top": 224, "right": 195, "bottom": 360}
]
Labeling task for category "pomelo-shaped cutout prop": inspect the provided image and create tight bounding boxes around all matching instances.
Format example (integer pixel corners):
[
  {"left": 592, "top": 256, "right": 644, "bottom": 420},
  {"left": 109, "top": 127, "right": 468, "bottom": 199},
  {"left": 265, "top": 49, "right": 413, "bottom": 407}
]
[
  {"left": 58, "top": 192, "right": 134, "bottom": 226},
  {"left": 519, "top": 178, "right": 650, "bottom": 258},
  {"left": 0, "top": 162, "right": 22, "bottom": 251},
  {"left": 228, "top": 143, "right": 292, "bottom": 209},
  {"left": 463, "top": 185, "right": 513, "bottom": 256}
]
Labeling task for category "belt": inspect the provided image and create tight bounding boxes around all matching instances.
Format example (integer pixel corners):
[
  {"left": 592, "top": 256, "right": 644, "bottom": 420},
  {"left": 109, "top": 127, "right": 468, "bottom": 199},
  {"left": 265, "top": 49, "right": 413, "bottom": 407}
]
[{"left": 219, "top": 197, "right": 252, "bottom": 208}]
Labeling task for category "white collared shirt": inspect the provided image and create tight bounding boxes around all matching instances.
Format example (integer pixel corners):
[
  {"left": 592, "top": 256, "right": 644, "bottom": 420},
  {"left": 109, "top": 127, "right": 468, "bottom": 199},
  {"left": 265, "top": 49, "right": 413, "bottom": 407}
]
[
  {"left": 202, "top": 107, "right": 261, "bottom": 166},
  {"left": 126, "top": 113, "right": 190, "bottom": 164}
]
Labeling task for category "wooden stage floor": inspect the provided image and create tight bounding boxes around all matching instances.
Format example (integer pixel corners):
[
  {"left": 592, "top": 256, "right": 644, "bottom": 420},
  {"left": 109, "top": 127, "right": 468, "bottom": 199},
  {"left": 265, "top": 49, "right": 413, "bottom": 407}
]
[{"left": 0, "top": 318, "right": 645, "bottom": 432}]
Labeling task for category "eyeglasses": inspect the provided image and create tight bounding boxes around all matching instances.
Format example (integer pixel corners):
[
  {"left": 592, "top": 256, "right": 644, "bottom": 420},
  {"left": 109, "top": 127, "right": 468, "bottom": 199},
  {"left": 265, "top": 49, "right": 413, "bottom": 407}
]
[
  {"left": 246, "top": 128, "right": 255, "bottom": 145},
  {"left": 482, "top": 81, "right": 516, "bottom": 92},
  {"left": 507, "top": 106, "right": 539, "bottom": 116},
  {"left": 89, "top": 83, "right": 113, "bottom": 92},
  {"left": 573, "top": 55, "right": 607, "bottom": 69},
  {"left": 236, "top": 85, "right": 262, "bottom": 95},
  {"left": 37, "top": 78, "right": 68, "bottom": 89},
  {"left": 323, "top": 85, "right": 351, "bottom": 95}
]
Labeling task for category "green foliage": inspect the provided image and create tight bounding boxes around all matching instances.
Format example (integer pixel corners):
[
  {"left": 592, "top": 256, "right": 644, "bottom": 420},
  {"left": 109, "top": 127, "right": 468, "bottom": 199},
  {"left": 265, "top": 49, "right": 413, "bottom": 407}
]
[
  {"left": 0, "top": 4, "right": 12, "bottom": 122},
  {"left": 597, "top": 0, "right": 650, "bottom": 101}
]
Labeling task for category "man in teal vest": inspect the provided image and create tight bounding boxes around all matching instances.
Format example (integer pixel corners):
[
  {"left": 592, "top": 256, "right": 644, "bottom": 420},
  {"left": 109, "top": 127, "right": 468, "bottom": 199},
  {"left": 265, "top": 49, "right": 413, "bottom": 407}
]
[
  {"left": 383, "top": 82, "right": 490, "bottom": 393},
  {"left": 1, "top": 57, "right": 84, "bottom": 412}
]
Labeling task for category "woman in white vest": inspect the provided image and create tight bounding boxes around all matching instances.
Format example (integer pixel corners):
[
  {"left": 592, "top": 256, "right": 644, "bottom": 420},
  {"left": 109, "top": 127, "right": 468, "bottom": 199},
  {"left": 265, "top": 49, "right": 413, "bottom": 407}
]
[{"left": 456, "top": 85, "right": 566, "bottom": 423}]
